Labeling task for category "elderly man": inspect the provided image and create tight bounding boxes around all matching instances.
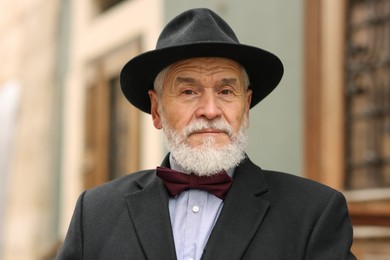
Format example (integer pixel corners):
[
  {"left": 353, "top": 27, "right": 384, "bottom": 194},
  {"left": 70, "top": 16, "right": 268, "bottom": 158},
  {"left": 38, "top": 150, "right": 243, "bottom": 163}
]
[{"left": 57, "top": 8, "right": 356, "bottom": 260}]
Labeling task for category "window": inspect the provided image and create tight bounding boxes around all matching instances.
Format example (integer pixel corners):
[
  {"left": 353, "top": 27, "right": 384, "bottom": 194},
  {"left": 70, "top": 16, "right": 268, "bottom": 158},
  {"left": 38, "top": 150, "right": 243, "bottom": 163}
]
[
  {"left": 83, "top": 39, "right": 141, "bottom": 189},
  {"left": 345, "top": 0, "right": 390, "bottom": 190},
  {"left": 305, "top": 0, "right": 390, "bottom": 258}
]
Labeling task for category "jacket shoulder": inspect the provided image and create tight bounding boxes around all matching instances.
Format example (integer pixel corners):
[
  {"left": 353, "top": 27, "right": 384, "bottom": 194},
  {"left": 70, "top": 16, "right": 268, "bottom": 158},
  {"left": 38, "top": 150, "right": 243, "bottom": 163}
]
[
  {"left": 260, "top": 169, "right": 347, "bottom": 217},
  {"left": 241, "top": 157, "right": 340, "bottom": 198},
  {"left": 84, "top": 169, "right": 156, "bottom": 201},
  {"left": 263, "top": 169, "right": 338, "bottom": 195}
]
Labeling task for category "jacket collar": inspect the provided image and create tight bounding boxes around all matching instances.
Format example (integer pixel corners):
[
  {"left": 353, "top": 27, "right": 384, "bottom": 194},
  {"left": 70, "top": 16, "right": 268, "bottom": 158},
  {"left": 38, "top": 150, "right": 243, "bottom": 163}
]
[
  {"left": 124, "top": 155, "right": 176, "bottom": 259},
  {"left": 125, "top": 155, "right": 270, "bottom": 260},
  {"left": 202, "top": 156, "right": 270, "bottom": 259}
]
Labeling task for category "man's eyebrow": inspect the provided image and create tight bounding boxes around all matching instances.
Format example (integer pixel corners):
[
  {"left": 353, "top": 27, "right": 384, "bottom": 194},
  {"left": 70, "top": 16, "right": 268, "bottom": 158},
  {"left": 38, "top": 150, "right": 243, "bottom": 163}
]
[
  {"left": 174, "top": 77, "right": 238, "bottom": 86},
  {"left": 220, "top": 78, "right": 238, "bottom": 85},
  {"left": 175, "top": 77, "right": 198, "bottom": 84}
]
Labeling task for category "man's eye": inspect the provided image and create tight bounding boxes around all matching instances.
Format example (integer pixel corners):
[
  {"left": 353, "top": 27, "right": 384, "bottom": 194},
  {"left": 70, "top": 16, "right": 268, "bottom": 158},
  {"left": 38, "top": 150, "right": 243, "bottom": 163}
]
[
  {"left": 182, "top": 89, "right": 195, "bottom": 95},
  {"left": 220, "top": 89, "right": 233, "bottom": 95}
]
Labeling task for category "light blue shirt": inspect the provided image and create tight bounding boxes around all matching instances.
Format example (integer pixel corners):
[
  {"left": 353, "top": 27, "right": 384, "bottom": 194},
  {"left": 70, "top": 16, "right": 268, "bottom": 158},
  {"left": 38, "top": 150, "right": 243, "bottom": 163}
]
[{"left": 168, "top": 156, "right": 234, "bottom": 260}]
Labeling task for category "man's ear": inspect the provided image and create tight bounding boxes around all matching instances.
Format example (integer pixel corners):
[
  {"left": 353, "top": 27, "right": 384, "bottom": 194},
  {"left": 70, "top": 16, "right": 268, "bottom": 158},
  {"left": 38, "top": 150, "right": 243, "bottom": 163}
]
[
  {"left": 244, "top": 89, "right": 252, "bottom": 127},
  {"left": 148, "top": 90, "right": 162, "bottom": 129},
  {"left": 246, "top": 89, "right": 253, "bottom": 114}
]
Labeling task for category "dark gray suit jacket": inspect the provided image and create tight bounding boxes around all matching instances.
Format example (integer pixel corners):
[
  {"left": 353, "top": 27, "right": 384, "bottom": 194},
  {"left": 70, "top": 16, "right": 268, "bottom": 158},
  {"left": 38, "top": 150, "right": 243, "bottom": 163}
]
[{"left": 56, "top": 156, "right": 356, "bottom": 259}]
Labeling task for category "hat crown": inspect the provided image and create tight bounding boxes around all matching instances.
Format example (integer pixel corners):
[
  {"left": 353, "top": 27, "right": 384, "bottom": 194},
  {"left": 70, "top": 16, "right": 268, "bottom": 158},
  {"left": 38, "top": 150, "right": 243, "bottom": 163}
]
[
  {"left": 156, "top": 8, "right": 239, "bottom": 49},
  {"left": 120, "top": 8, "right": 283, "bottom": 114}
]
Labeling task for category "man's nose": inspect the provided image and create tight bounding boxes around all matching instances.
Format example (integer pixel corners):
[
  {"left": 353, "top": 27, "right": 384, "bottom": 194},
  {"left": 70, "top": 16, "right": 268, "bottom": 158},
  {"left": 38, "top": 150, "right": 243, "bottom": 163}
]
[{"left": 195, "top": 92, "right": 222, "bottom": 120}]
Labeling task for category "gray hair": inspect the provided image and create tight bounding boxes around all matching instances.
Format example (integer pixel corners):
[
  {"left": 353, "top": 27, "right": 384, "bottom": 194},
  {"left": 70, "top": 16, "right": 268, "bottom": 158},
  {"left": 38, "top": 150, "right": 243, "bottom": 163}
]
[{"left": 153, "top": 63, "right": 250, "bottom": 97}]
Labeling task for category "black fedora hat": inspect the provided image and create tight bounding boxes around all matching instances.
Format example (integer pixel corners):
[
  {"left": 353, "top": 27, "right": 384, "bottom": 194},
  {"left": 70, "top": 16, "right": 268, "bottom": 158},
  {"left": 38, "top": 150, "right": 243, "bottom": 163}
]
[{"left": 120, "top": 8, "right": 283, "bottom": 114}]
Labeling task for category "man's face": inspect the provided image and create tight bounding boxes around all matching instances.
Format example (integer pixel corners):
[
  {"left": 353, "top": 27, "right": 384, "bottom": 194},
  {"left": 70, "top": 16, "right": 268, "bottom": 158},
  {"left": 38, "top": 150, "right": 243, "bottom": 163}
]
[{"left": 149, "top": 57, "right": 252, "bottom": 149}]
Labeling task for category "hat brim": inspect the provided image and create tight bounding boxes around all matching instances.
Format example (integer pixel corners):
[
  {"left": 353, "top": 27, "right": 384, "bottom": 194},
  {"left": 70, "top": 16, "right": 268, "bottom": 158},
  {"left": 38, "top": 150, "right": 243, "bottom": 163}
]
[{"left": 120, "top": 42, "right": 284, "bottom": 114}]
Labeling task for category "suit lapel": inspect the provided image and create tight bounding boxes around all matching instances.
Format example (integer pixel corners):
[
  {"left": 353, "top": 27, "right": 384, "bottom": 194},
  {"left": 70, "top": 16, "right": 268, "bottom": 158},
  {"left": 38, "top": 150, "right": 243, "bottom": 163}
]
[
  {"left": 124, "top": 158, "right": 177, "bottom": 260},
  {"left": 201, "top": 158, "right": 270, "bottom": 260}
]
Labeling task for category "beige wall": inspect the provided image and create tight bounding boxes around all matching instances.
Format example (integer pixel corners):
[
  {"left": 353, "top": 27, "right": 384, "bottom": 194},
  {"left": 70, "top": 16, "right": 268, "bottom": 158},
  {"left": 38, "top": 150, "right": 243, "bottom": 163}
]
[
  {"left": 0, "top": 0, "right": 164, "bottom": 259},
  {"left": 0, "top": 0, "right": 61, "bottom": 259}
]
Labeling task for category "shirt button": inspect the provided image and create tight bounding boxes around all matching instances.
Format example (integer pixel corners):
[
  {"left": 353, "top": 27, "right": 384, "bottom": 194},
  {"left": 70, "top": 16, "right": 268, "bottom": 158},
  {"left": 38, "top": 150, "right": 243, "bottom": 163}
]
[{"left": 192, "top": 206, "right": 200, "bottom": 213}]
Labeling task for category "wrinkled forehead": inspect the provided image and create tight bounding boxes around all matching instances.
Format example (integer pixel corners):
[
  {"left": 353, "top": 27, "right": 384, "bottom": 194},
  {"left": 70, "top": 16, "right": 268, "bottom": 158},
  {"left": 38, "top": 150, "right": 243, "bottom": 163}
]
[
  {"left": 168, "top": 57, "right": 243, "bottom": 74},
  {"left": 164, "top": 57, "right": 248, "bottom": 89},
  {"left": 153, "top": 57, "right": 250, "bottom": 96}
]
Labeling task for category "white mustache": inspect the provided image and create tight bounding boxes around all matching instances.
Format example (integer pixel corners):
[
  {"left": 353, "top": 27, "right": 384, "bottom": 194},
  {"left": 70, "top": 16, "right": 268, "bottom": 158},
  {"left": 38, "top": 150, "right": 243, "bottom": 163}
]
[{"left": 183, "top": 119, "right": 234, "bottom": 137}]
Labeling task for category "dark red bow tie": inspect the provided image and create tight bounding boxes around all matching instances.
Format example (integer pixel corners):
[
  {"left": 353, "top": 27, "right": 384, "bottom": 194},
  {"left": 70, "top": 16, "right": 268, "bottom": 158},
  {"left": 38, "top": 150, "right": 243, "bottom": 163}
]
[{"left": 156, "top": 167, "right": 233, "bottom": 200}]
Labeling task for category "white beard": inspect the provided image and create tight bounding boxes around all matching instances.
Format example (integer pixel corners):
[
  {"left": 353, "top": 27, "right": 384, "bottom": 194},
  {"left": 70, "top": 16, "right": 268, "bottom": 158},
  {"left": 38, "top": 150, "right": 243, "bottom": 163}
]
[{"left": 160, "top": 108, "right": 248, "bottom": 177}]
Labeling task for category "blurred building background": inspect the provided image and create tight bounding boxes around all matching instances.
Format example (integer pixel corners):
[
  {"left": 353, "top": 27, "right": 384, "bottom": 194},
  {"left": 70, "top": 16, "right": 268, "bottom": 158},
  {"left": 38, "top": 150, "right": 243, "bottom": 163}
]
[{"left": 0, "top": 0, "right": 389, "bottom": 259}]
